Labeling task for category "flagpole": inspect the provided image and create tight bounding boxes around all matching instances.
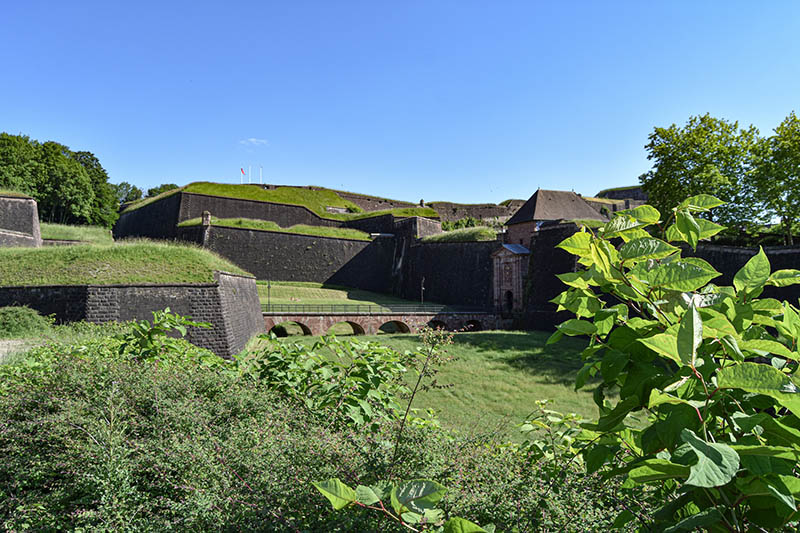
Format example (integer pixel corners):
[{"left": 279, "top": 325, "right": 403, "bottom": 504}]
[
  {"left": 260, "top": 166, "right": 263, "bottom": 184},
  {"left": 249, "top": 165, "right": 252, "bottom": 184}
]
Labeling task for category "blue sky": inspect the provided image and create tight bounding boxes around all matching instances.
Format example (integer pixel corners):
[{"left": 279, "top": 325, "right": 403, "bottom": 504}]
[{"left": 2, "top": 1, "right": 799, "bottom": 203}]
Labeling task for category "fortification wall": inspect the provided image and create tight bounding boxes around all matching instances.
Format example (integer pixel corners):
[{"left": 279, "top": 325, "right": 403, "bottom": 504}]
[
  {"left": 429, "top": 202, "right": 515, "bottom": 223},
  {"left": 179, "top": 225, "right": 396, "bottom": 292},
  {"left": 0, "top": 272, "right": 262, "bottom": 357},
  {"left": 398, "top": 240, "right": 500, "bottom": 308},
  {"left": 334, "top": 191, "right": 416, "bottom": 212},
  {"left": 342, "top": 214, "right": 397, "bottom": 234},
  {"left": 113, "top": 192, "right": 183, "bottom": 240},
  {"left": 0, "top": 196, "right": 42, "bottom": 247}
]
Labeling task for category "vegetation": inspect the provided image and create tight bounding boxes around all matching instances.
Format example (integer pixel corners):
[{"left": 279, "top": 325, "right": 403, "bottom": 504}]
[
  {"left": 421, "top": 226, "right": 496, "bottom": 242},
  {"left": 0, "top": 306, "right": 54, "bottom": 338},
  {"left": 547, "top": 195, "right": 800, "bottom": 531},
  {"left": 641, "top": 110, "right": 800, "bottom": 244},
  {"left": 0, "top": 315, "right": 635, "bottom": 531},
  {"left": 0, "top": 189, "right": 31, "bottom": 198},
  {"left": 146, "top": 182, "right": 179, "bottom": 197},
  {"left": 111, "top": 181, "right": 143, "bottom": 205},
  {"left": 0, "top": 241, "right": 249, "bottom": 286},
  {"left": 0, "top": 133, "right": 118, "bottom": 227},
  {"left": 179, "top": 216, "right": 371, "bottom": 241},
  {"left": 123, "top": 181, "right": 439, "bottom": 221},
  {"left": 39, "top": 222, "right": 114, "bottom": 244}
]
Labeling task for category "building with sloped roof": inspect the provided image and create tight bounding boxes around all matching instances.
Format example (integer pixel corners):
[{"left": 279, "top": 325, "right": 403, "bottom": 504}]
[{"left": 505, "top": 189, "right": 606, "bottom": 246}]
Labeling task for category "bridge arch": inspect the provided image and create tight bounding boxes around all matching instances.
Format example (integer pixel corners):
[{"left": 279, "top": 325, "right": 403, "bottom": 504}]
[
  {"left": 326, "top": 320, "right": 366, "bottom": 336},
  {"left": 463, "top": 319, "right": 482, "bottom": 332},
  {"left": 378, "top": 320, "right": 411, "bottom": 334},
  {"left": 269, "top": 320, "right": 312, "bottom": 337},
  {"left": 428, "top": 319, "right": 448, "bottom": 331}
]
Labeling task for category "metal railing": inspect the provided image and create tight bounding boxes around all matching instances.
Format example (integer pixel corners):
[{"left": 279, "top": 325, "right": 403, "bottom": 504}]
[{"left": 261, "top": 303, "right": 489, "bottom": 315}]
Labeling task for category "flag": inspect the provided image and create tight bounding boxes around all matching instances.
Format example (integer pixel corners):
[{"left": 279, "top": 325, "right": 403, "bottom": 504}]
[{"left": 240, "top": 168, "right": 245, "bottom": 175}]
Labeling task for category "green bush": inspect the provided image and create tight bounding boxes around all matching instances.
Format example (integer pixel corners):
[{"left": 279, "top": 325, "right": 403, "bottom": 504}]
[
  {"left": 0, "top": 306, "right": 54, "bottom": 338},
  {"left": 548, "top": 196, "right": 800, "bottom": 531}
]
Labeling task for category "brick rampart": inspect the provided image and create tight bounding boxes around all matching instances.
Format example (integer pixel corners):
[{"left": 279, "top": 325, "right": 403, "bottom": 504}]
[{"left": 264, "top": 312, "right": 498, "bottom": 336}]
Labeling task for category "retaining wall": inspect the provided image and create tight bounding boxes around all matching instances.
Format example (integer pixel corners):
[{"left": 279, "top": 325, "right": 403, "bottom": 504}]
[
  {"left": 179, "top": 225, "right": 397, "bottom": 292},
  {"left": 429, "top": 202, "right": 515, "bottom": 223},
  {"left": 0, "top": 196, "right": 42, "bottom": 247},
  {"left": 0, "top": 272, "right": 263, "bottom": 357}
]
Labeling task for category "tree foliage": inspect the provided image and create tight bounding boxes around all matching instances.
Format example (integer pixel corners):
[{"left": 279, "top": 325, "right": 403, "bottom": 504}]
[
  {"left": 641, "top": 114, "right": 760, "bottom": 231},
  {"left": 0, "top": 133, "right": 119, "bottom": 227},
  {"left": 146, "top": 183, "right": 179, "bottom": 197},
  {"left": 112, "top": 181, "right": 143, "bottom": 204}
]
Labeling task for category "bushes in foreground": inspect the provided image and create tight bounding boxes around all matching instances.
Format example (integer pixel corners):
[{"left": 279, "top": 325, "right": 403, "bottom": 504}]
[{"left": 0, "top": 320, "right": 638, "bottom": 531}]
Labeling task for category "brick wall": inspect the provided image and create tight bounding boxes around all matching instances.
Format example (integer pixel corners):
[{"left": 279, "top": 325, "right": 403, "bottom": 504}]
[{"left": 0, "top": 272, "right": 263, "bottom": 357}]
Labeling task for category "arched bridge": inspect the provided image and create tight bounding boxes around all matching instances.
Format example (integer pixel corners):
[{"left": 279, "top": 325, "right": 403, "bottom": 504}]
[{"left": 263, "top": 304, "right": 499, "bottom": 336}]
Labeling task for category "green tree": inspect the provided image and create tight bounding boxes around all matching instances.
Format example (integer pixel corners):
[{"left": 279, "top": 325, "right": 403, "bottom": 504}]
[
  {"left": 640, "top": 114, "right": 761, "bottom": 231},
  {"left": 753, "top": 111, "right": 800, "bottom": 245},
  {"left": 146, "top": 183, "right": 179, "bottom": 197},
  {"left": 111, "top": 181, "right": 143, "bottom": 204},
  {"left": 72, "top": 151, "right": 118, "bottom": 227}
]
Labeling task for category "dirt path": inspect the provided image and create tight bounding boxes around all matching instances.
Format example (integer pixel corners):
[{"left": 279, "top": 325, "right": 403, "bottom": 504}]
[{"left": 0, "top": 339, "right": 30, "bottom": 363}]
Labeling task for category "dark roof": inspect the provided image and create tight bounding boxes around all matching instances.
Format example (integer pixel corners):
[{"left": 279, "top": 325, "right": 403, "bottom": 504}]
[
  {"left": 506, "top": 189, "right": 606, "bottom": 226},
  {"left": 492, "top": 244, "right": 530, "bottom": 256}
]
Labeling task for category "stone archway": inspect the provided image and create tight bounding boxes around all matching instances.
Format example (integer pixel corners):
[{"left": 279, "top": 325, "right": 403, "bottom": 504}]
[
  {"left": 269, "top": 320, "right": 312, "bottom": 336},
  {"left": 326, "top": 320, "right": 366, "bottom": 336}
]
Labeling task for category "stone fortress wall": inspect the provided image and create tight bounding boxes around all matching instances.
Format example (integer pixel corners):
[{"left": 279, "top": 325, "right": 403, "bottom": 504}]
[{"left": 0, "top": 194, "right": 42, "bottom": 247}]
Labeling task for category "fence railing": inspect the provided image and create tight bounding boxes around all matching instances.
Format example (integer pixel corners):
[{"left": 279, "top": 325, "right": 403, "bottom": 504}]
[{"left": 261, "top": 303, "right": 489, "bottom": 315}]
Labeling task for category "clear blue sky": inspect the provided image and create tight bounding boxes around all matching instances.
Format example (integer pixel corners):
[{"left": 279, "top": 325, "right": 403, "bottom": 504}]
[{"left": 2, "top": 1, "right": 799, "bottom": 203}]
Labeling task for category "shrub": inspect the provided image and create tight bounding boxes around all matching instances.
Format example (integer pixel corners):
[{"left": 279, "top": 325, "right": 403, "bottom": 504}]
[{"left": 0, "top": 306, "right": 54, "bottom": 338}]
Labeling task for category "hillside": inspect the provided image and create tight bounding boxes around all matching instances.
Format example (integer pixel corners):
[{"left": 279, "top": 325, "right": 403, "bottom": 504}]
[{"left": 0, "top": 241, "right": 250, "bottom": 286}]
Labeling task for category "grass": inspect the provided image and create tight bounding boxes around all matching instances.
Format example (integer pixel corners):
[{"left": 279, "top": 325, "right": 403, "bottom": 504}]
[
  {"left": 0, "top": 189, "right": 31, "bottom": 198},
  {"left": 421, "top": 226, "right": 497, "bottom": 242},
  {"left": 123, "top": 181, "right": 439, "bottom": 221},
  {"left": 0, "top": 240, "right": 250, "bottom": 286},
  {"left": 257, "top": 280, "right": 442, "bottom": 307},
  {"left": 178, "top": 216, "right": 371, "bottom": 241},
  {"left": 259, "top": 330, "right": 601, "bottom": 438},
  {"left": 39, "top": 222, "right": 114, "bottom": 244}
]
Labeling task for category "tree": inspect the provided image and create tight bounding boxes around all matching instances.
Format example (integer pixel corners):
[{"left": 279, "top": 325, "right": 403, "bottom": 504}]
[
  {"left": 640, "top": 114, "right": 762, "bottom": 231},
  {"left": 72, "top": 151, "right": 118, "bottom": 227},
  {"left": 112, "top": 181, "right": 143, "bottom": 205},
  {"left": 752, "top": 111, "right": 800, "bottom": 245},
  {"left": 146, "top": 183, "right": 179, "bottom": 197}
]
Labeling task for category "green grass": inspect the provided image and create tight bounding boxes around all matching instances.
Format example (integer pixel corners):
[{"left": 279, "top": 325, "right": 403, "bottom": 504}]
[
  {"left": 257, "top": 280, "right": 442, "bottom": 307},
  {"left": 421, "top": 226, "right": 497, "bottom": 242},
  {"left": 262, "top": 330, "right": 601, "bottom": 438},
  {"left": 123, "top": 181, "right": 439, "bottom": 221},
  {"left": 0, "top": 240, "right": 250, "bottom": 286},
  {"left": 178, "top": 216, "right": 371, "bottom": 241},
  {"left": 0, "top": 189, "right": 31, "bottom": 198},
  {"left": 39, "top": 222, "right": 114, "bottom": 244}
]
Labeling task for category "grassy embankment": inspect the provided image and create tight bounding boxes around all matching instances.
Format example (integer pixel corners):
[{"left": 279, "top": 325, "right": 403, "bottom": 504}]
[
  {"left": 0, "top": 189, "right": 31, "bottom": 198},
  {"left": 421, "top": 226, "right": 497, "bottom": 242},
  {"left": 123, "top": 182, "right": 440, "bottom": 221},
  {"left": 0, "top": 240, "right": 249, "bottom": 286},
  {"left": 257, "top": 280, "right": 438, "bottom": 307},
  {"left": 39, "top": 223, "right": 114, "bottom": 244},
  {"left": 178, "top": 217, "right": 371, "bottom": 241}
]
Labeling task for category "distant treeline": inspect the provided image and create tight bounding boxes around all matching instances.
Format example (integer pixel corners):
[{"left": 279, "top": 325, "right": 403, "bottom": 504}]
[{"left": 0, "top": 133, "right": 118, "bottom": 227}]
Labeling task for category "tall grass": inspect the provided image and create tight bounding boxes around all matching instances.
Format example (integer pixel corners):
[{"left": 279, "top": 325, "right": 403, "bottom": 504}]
[{"left": 39, "top": 222, "right": 114, "bottom": 244}]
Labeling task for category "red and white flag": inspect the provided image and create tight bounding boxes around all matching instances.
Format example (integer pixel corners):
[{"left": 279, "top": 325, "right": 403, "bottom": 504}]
[{"left": 240, "top": 168, "right": 245, "bottom": 175}]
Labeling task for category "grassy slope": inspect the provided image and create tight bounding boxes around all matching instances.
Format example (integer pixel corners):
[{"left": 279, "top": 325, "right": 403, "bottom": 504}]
[
  {"left": 0, "top": 190, "right": 31, "bottom": 198},
  {"left": 257, "top": 280, "right": 442, "bottom": 307},
  {"left": 178, "top": 217, "right": 371, "bottom": 241},
  {"left": 263, "top": 331, "right": 600, "bottom": 438},
  {"left": 0, "top": 241, "right": 249, "bottom": 286},
  {"left": 123, "top": 182, "right": 439, "bottom": 220},
  {"left": 421, "top": 226, "right": 497, "bottom": 242},
  {"left": 39, "top": 223, "right": 114, "bottom": 244}
]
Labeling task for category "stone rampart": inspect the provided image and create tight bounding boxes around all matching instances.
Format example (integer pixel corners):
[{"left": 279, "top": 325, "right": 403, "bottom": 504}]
[
  {"left": 429, "top": 202, "right": 515, "bottom": 223},
  {"left": 0, "top": 195, "right": 42, "bottom": 247},
  {"left": 264, "top": 311, "right": 498, "bottom": 336},
  {"left": 0, "top": 272, "right": 263, "bottom": 357}
]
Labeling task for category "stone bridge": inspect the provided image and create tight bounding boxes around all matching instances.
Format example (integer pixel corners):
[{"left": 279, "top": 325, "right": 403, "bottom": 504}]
[{"left": 263, "top": 307, "right": 499, "bottom": 336}]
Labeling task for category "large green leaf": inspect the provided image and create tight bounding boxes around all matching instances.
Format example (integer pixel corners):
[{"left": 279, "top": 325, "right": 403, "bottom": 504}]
[
  {"left": 603, "top": 214, "right": 647, "bottom": 238},
  {"left": 390, "top": 479, "right": 446, "bottom": 515},
  {"left": 676, "top": 211, "right": 701, "bottom": 250},
  {"left": 768, "top": 269, "right": 800, "bottom": 287},
  {"left": 443, "top": 517, "right": 488, "bottom": 533},
  {"left": 662, "top": 507, "right": 724, "bottom": 533},
  {"left": 677, "top": 300, "right": 702, "bottom": 367},
  {"left": 625, "top": 204, "right": 661, "bottom": 224},
  {"left": 640, "top": 259, "right": 721, "bottom": 292},
  {"left": 556, "top": 318, "right": 597, "bottom": 336},
  {"left": 619, "top": 237, "right": 679, "bottom": 261},
  {"left": 695, "top": 218, "right": 725, "bottom": 240},
  {"left": 313, "top": 478, "right": 356, "bottom": 510},
  {"left": 628, "top": 458, "right": 690, "bottom": 483},
  {"left": 639, "top": 333, "right": 681, "bottom": 364},
  {"left": 740, "top": 339, "right": 797, "bottom": 360},
  {"left": 556, "top": 231, "right": 592, "bottom": 258},
  {"left": 733, "top": 247, "right": 770, "bottom": 295},
  {"left": 717, "top": 362, "right": 800, "bottom": 416},
  {"left": 681, "top": 429, "right": 740, "bottom": 488},
  {"left": 678, "top": 194, "right": 724, "bottom": 211}
]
